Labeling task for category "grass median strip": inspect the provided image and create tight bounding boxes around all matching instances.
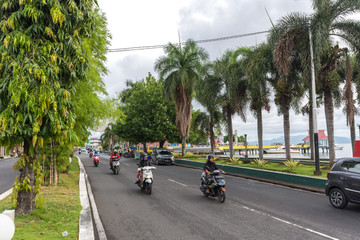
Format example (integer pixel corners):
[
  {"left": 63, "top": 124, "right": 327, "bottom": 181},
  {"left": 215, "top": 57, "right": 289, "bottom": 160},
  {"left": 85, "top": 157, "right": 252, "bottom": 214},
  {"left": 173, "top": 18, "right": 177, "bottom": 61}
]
[
  {"left": 0, "top": 157, "right": 81, "bottom": 240},
  {"left": 176, "top": 156, "right": 329, "bottom": 178}
]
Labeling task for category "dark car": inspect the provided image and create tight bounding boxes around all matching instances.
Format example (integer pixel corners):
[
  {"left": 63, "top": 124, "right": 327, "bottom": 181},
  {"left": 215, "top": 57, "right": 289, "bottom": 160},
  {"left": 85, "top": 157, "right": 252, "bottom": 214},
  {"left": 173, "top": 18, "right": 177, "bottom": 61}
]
[
  {"left": 325, "top": 157, "right": 360, "bottom": 209},
  {"left": 151, "top": 148, "right": 175, "bottom": 165}
]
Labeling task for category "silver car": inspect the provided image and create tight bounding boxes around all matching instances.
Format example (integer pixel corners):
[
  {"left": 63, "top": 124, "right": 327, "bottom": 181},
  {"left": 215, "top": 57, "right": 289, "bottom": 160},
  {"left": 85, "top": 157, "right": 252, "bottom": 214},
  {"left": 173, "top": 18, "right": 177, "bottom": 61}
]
[{"left": 151, "top": 148, "right": 175, "bottom": 165}]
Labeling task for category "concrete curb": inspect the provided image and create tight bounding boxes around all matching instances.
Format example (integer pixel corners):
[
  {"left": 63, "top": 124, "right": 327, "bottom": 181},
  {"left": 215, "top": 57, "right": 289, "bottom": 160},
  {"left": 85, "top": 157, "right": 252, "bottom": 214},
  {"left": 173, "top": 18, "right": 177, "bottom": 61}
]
[
  {"left": 78, "top": 157, "right": 95, "bottom": 240},
  {"left": 77, "top": 156, "right": 107, "bottom": 240},
  {"left": 175, "top": 159, "right": 326, "bottom": 193}
]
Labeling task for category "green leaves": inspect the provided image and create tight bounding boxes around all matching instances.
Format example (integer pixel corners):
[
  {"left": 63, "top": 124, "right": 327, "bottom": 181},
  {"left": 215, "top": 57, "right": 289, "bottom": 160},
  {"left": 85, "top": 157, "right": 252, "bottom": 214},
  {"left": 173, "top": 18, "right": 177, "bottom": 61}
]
[{"left": 115, "top": 73, "right": 179, "bottom": 145}]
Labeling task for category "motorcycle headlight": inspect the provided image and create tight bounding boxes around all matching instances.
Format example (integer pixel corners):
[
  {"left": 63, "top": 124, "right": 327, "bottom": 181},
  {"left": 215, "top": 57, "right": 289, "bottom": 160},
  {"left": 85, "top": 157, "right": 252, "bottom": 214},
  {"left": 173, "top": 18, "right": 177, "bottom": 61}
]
[
  {"left": 145, "top": 174, "right": 151, "bottom": 178},
  {"left": 218, "top": 180, "right": 225, "bottom": 185}
]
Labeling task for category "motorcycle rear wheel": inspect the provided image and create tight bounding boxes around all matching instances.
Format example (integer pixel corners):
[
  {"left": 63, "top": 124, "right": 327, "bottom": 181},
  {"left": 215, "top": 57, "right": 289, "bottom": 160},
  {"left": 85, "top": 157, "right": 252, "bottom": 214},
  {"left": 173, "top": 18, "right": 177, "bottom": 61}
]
[
  {"left": 145, "top": 183, "right": 152, "bottom": 195},
  {"left": 218, "top": 189, "right": 225, "bottom": 203}
]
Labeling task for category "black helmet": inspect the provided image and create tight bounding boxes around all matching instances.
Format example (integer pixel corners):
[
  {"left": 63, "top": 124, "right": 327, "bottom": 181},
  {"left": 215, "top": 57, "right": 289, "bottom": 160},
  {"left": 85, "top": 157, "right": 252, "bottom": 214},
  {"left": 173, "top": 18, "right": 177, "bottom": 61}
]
[
  {"left": 114, "top": 150, "right": 117, "bottom": 154},
  {"left": 207, "top": 154, "right": 214, "bottom": 161}
]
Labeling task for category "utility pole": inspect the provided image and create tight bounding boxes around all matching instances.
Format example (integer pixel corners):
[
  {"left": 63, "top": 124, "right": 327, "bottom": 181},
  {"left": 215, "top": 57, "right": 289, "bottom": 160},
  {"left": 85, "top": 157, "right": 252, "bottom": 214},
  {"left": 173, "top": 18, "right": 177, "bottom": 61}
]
[{"left": 309, "top": 24, "right": 322, "bottom": 175}]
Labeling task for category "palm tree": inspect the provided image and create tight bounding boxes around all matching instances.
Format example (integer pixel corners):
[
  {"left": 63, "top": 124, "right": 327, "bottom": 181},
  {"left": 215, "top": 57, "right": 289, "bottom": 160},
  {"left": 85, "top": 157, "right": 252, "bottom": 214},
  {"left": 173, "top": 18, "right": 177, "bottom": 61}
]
[
  {"left": 339, "top": 52, "right": 359, "bottom": 155},
  {"left": 212, "top": 50, "right": 248, "bottom": 159},
  {"left": 195, "top": 65, "right": 223, "bottom": 154},
  {"left": 271, "top": 0, "right": 360, "bottom": 165},
  {"left": 154, "top": 39, "right": 209, "bottom": 156},
  {"left": 101, "top": 123, "right": 118, "bottom": 150},
  {"left": 245, "top": 43, "right": 273, "bottom": 160}
]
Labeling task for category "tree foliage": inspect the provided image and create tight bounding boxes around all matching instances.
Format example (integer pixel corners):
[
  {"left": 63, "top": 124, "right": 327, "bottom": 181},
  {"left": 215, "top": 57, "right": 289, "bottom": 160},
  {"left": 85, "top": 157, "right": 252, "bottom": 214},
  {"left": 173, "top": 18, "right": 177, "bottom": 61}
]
[
  {"left": 115, "top": 73, "right": 179, "bottom": 149},
  {"left": 0, "top": 0, "right": 108, "bottom": 214}
]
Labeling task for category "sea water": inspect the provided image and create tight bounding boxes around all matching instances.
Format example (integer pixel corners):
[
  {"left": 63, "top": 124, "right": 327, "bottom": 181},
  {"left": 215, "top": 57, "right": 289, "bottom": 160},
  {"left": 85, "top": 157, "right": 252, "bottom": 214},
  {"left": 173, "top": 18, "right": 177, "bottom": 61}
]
[{"left": 245, "top": 143, "right": 354, "bottom": 159}]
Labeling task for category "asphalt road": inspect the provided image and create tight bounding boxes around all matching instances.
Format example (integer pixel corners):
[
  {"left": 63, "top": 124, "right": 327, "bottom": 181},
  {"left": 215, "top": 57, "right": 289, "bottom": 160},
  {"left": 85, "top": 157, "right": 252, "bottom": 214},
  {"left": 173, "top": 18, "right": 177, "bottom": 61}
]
[
  {"left": 79, "top": 153, "right": 360, "bottom": 240},
  {"left": 0, "top": 158, "right": 18, "bottom": 194}
]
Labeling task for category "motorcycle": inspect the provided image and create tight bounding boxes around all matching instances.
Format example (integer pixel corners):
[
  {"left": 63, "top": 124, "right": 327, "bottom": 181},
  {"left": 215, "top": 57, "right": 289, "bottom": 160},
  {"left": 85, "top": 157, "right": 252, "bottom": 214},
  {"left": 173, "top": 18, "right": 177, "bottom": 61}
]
[
  {"left": 200, "top": 170, "right": 226, "bottom": 203},
  {"left": 137, "top": 164, "right": 156, "bottom": 195},
  {"left": 89, "top": 152, "right": 93, "bottom": 158},
  {"left": 111, "top": 156, "right": 120, "bottom": 175},
  {"left": 93, "top": 155, "right": 100, "bottom": 167},
  {"left": 78, "top": 150, "right": 81, "bottom": 154}
]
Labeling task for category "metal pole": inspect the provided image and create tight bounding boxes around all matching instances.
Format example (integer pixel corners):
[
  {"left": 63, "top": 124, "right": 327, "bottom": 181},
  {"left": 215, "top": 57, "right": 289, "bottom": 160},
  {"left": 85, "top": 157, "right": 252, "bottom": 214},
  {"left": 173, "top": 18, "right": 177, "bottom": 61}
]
[
  {"left": 309, "top": 24, "right": 322, "bottom": 175},
  {"left": 245, "top": 134, "right": 248, "bottom": 162}
]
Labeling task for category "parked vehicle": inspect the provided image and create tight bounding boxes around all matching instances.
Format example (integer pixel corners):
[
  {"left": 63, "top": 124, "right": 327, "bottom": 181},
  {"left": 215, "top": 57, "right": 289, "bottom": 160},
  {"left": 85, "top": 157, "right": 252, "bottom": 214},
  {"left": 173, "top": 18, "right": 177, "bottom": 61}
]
[
  {"left": 136, "top": 164, "right": 156, "bottom": 195},
  {"left": 200, "top": 170, "right": 226, "bottom": 203},
  {"left": 123, "top": 151, "right": 134, "bottom": 158},
  {"left": 325, "top": 158, "right": 360, "bottom": 209},
  {"left": 93, "top": 155, "right": 100, "bottom": 167},
  {"left": 111, "top": 156, "right": 120, "bottom": 175},
  {"left": 151, "top": 148, "right": 175, "bottom": 165}
]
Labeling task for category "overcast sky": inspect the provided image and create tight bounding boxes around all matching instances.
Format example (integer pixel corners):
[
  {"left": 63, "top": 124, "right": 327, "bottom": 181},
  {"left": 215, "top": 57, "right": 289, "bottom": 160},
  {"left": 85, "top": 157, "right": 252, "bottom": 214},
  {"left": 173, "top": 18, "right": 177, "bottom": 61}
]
[{"left": 95, "top": 0, "right": 357, "bottom": 142}]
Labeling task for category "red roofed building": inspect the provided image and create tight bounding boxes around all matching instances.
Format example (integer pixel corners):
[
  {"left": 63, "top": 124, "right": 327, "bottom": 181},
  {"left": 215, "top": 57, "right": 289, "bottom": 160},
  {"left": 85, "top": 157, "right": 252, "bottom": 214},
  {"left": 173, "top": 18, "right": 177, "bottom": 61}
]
[{"left": 302, "top": 130, "right": 328, "bottom": 147}]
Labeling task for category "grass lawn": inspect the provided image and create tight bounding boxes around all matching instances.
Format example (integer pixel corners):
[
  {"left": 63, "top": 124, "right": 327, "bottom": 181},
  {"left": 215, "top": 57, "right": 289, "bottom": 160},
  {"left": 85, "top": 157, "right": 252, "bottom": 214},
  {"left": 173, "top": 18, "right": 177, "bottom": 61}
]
[
  {"left": 176, "top": 154, "right": 329, "bottom": 178},
  {"left": 0, "top": 157, "right": 81, "bottom": 240}
]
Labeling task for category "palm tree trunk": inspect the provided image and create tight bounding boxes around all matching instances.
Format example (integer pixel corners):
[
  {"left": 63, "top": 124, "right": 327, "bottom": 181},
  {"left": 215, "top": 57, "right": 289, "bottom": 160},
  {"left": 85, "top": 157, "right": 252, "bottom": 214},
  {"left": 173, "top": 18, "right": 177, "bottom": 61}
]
[
  {"left": 257, "top": 108, "right": 264, "bottom": 160},
  {"left": 209, "top": 120, "right": 215, "bottom": 155},
  {"left": 324, "top": 88, "right": 335, "bottom": 166},
  {"left": 283, "top": 105, "right": 291, "bottom": 160},
  {"left": 16, "top": 140, "right": 37, "bottom": 215},
  {"left": 350, "top": 117, "right": 356, "bottom": 156},
  {"left": 181, "top": 136, "right": 186, "bottom": 156},
  {"left": 159, "top": 140, "right": 165, "bottom": 149},
  {"left": 226, "top": 108, "right": 234, "bottom": 159}
]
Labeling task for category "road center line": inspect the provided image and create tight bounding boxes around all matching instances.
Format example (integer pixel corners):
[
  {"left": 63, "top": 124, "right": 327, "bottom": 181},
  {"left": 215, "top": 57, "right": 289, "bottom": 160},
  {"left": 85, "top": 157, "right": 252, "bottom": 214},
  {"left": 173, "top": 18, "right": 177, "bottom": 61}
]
[
  {"left": 242, "top": 206, "right": 338, "bottom": 240},
  {"left": 168, "top": 179, "right": 188, "bottom": 187},
  {"left": 122, "top": 163, "right": 130, "bottom": 166}
]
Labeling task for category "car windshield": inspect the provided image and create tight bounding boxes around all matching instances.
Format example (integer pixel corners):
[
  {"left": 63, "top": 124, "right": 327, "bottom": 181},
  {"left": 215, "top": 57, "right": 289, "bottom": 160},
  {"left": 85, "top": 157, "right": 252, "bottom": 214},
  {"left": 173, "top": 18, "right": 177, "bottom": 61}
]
[{"left": 159, "top": 151, "right": 171, "bottom": 155}]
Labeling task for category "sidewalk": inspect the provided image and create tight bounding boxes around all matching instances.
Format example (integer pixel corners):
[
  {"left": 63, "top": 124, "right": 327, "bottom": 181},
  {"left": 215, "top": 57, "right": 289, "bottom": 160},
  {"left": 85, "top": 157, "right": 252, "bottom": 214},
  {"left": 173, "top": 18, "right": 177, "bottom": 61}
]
[{"left": 0, "top": 157, "right": 106, "bottom": 240}]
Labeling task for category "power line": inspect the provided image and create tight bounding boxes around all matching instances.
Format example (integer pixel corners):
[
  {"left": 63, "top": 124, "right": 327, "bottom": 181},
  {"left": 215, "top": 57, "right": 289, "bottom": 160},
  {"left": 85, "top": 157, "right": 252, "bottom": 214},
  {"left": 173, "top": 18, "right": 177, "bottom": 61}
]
[{"left": 108, "top": 30, "right": 271, "bottom": 53}]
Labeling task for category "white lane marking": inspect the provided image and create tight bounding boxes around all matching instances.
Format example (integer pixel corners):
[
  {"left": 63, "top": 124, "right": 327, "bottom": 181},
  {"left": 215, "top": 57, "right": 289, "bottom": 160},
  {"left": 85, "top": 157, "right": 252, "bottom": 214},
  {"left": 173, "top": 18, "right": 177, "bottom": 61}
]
[
  {"left": 123, "top": 163, "right": 130, "bottom": 166},
  {"left": 242, "top": 206, "right": 338, "bottom": 240},
  {"left": 0, "top": 188, "right": 12, "bottom": 201},
  {"left": 168, "top": 179, "right": 188, "bottom": 187}
]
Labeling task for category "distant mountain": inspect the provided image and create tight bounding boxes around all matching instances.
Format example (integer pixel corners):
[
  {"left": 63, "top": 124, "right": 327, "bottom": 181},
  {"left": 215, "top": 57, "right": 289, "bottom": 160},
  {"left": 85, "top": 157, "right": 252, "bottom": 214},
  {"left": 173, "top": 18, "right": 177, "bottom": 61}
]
[{"left": 249, "top": 135, "right": 350, "bottom": 145}]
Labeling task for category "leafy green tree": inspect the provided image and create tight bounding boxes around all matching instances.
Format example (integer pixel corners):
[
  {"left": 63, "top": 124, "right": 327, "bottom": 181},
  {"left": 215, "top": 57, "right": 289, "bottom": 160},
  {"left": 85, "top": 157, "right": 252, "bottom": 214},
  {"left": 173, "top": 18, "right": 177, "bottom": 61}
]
[
  {"left": 0, "top": 0, "right": 102, "bottom": 214},
  {"left": 155, "top": 39, "right": 209, "bottom": 156},
  {"left": 189, "top": 110, "right": 215, "bottom": 147},
  {"left": 115, "top": 73, "right": 178, "bottom": 151}
]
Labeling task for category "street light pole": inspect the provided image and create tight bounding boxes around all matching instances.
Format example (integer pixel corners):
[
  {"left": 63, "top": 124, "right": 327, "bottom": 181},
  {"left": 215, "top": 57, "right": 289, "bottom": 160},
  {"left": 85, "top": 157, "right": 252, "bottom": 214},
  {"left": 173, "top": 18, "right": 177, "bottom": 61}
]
[{"left": 309, "top": 24, "right": 322, "bottom": 175}]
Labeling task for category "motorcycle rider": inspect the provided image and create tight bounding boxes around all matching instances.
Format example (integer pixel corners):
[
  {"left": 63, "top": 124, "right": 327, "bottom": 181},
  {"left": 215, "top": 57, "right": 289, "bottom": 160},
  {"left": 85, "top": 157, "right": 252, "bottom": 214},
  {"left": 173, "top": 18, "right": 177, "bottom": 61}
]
[
  {"left": 135, "top": 152, "right": 151, "bottom": 184},
  {"left": 110, "top": 150, "right": 121, "bottom": 169},
  {"left": 203, "top": 154, "right": 225, "bottom": 190}
]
